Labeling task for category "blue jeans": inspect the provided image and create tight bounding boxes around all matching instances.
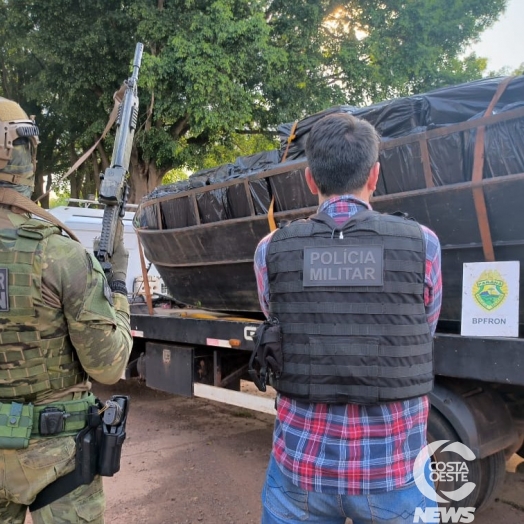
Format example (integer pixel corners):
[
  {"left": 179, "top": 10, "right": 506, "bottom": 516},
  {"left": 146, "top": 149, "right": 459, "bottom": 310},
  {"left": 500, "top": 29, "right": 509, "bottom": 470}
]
[{"left": 261, "top": 455, "right": 437, "bottom": 523}]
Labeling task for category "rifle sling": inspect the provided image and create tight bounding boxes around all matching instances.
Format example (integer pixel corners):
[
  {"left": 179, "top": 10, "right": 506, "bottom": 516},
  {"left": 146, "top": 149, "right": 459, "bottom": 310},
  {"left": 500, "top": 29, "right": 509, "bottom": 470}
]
[
  {"left": 0, "top": 187, "right": 80, "bottom": 242},
  {"left": 34, "top": 83, "right": 125, "bottom": 204}
]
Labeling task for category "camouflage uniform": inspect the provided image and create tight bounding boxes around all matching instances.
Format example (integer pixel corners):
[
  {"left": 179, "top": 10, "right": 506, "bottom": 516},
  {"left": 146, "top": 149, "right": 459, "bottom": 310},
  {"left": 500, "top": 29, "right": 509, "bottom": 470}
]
[{"left": 0, "top": 98, "right": 132, "bottom": 523}]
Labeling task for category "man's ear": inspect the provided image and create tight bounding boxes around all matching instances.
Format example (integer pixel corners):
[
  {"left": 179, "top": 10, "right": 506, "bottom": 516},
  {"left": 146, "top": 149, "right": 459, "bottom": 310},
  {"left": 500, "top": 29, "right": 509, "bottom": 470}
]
[
  {"left": 367, "top": 162, "right": 380, "bottom": 193},
  {"left": 305, "top": 167, "right": 319, "bottom": 195}
]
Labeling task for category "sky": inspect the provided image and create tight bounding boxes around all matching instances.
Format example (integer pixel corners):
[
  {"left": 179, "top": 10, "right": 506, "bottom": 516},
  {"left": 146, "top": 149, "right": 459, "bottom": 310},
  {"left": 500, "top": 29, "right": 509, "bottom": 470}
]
[{"left": 469, "top": 0, "right": 523, "bottom": 73}]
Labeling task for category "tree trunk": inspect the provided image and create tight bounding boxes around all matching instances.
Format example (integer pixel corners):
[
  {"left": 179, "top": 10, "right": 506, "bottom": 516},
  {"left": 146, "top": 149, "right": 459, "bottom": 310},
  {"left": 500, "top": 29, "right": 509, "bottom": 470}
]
[
  {"left": 128, "top": 147, "right": 166, "bottom": 204},
  {"left": 70, "top": 172, "right": 80, "bottom": 199},
  {"left": 32, "top": 168, "right": 47, "bottom": 206},
  {"left": 91, "top": 152, "right": 101, "bottom": 197},
  {"left": 96, "top": 141, "right": 110, "bottom": 172}
]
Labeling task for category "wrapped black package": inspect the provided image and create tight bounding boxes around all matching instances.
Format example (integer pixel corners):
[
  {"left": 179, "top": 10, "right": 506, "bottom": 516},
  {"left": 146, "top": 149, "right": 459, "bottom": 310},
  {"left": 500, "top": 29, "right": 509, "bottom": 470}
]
[
  {"left": 277, "top": 106, "right": 356, "bottom": 160},
  {"left": 204, "top": 163, "right": 247, "bottom": 219},
  {"left": 278, "top": 98, "right": 428, "bottom": 162},
  {"left": 229, "top": 151, "right": 280, "bottom": 217},
  {"left": 161, "top": 196, "right": 198, "bottom": 229},
  {"left": 143, "top": 179, "right": 190, "bottom": 200},
  {"left": 374, "top": 165, "right": 388, "bottom": 197},
  {"left": 137, "top": 202, "right": 158, "bottom": 229},
  {"left": 196, "top": 151, "right": 280, "bottom": 218},
  {"left": 427, "top": 125, "right": 467, "bottom": 186},
  {"left": 188, "top": 173, "right": 209, "bottom": 188},
  {"left": 269, "top": 166, "right": 318, "bottom": 211},
  {"left": 379, "top": 123, "right": 468, "bottom": 191},
  {"left": 233, "top": 150, "right": 281, "bottom": 172},
  {"left": 249, "top": 178, "right": 272, "bottom": 215},
  {"left": 140, "top": 180, "right": 194, "bottom": 229},
  {"left": 424, "top": 76, "right": 524, "bottom": 125},
  {"left": 192, "top": 165, "right": 232, "bottom": 223},
  {"left": 379, "top": 128, "right": 428, "bottom": 194},
  {"left": 353, "top": 97, "right": 428, "bottom": 138},
  {"left": 464, "top": 102, "right": 524, "bottom": 180}
]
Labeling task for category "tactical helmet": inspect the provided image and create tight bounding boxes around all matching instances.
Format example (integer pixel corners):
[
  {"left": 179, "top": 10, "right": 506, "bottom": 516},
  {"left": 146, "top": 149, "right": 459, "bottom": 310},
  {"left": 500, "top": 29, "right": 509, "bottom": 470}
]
[{"left": 0, "top": 97, "right": 40, "bottom": 193}]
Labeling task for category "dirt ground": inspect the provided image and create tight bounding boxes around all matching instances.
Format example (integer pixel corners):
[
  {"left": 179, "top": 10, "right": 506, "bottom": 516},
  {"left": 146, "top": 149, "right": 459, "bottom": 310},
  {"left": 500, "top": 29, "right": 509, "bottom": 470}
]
[{"left": 26, "top": 379, "right": 524, "bottom": 524}]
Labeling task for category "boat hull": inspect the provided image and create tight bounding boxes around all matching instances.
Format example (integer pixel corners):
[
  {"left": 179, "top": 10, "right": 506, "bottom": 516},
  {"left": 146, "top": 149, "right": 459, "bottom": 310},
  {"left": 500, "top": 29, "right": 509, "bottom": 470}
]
[{"left": 137, "top": 172, "right": 524, "bottom": 326}]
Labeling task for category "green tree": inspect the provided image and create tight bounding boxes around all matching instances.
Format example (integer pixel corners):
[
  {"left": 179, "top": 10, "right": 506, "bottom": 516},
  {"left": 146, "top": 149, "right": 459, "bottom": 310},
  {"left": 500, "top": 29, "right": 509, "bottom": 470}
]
[
  {"left": 490, "top": 62, "right": 524, "bottom": 77},
  {"left": 0, "top": 0, "right": 508, "bottom": 205}
]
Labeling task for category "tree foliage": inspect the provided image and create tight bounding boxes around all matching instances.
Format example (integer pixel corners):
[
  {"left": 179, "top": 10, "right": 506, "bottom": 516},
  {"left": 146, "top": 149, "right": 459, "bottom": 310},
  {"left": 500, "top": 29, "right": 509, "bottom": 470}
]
[{"left": 0, "top": 0, "right": 508, "bottom": 205}]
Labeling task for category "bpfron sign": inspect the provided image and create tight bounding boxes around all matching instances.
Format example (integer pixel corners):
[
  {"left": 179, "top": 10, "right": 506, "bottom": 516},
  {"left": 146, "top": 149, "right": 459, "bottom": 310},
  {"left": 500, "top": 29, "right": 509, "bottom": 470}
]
[{"left": 461, "top": 261, "right": 520, "bottom": 337}]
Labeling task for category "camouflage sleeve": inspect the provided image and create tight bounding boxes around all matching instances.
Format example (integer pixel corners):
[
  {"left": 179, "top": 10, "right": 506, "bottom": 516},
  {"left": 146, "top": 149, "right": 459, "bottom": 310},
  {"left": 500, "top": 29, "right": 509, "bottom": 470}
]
[{"left": 42, "top": 235, "right": 132, "bottom": 384}]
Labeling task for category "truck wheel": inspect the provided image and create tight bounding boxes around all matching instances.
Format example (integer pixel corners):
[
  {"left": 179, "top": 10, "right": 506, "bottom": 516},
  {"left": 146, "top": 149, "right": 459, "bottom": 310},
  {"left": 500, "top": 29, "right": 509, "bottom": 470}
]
[
  {"left": 427, "top": 408, "right": 482, "bottom": 509},
  {"left": 474, "top": 450, "right": 506, "bottom": 513}
]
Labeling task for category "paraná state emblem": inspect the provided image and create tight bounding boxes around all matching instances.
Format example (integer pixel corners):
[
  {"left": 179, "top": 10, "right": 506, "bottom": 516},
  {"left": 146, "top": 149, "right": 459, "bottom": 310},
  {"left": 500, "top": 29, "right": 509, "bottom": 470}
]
[{"left": 473, "top": 270, "right": 508, "bottom": 311}]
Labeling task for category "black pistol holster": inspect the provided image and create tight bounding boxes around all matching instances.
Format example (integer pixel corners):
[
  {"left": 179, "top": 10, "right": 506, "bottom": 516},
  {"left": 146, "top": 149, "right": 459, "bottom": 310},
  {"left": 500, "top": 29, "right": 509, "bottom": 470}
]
[
  {"left": 29, "top": 395, "right": 130, "bottom": 512},
  {"left": 248, "top": 319, "right": 283, "bottom": 392}
]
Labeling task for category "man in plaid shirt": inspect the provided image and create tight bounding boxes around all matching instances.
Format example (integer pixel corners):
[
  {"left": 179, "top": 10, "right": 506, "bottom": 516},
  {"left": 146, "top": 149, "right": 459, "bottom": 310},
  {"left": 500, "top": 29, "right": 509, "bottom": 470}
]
[{"left": 254, "top": 113, "right": 442, "bottom": 523}]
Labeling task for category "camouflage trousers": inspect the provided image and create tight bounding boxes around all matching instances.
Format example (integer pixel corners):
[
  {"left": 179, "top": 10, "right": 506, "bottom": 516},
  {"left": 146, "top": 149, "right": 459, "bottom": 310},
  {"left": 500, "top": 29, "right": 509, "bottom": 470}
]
[{"left": 0, "top": 436, "right": 105, "bottom": 523}]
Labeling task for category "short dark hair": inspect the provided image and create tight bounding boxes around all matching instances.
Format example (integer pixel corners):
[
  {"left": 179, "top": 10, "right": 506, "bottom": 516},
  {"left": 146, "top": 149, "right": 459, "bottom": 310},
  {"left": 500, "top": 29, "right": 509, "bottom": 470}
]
[{"left": 305, "top": 113, "right": 380, "bottom": 196}]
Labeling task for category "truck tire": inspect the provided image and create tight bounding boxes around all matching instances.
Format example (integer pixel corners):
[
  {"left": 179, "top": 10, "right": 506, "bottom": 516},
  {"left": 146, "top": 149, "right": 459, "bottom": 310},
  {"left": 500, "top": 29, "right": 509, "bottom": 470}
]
[
  {"left": 427, "top": 408, "right": 482, "bottom": 510},
  {"left": 474, "top": 450, "right": 506, "bottom": 513}
]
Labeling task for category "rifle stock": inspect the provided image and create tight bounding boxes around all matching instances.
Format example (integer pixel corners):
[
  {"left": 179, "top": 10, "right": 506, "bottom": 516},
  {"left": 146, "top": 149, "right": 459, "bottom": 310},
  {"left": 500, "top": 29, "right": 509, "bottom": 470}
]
[{"left": 97, "top": 42, "right": 143, "bottom": 277}]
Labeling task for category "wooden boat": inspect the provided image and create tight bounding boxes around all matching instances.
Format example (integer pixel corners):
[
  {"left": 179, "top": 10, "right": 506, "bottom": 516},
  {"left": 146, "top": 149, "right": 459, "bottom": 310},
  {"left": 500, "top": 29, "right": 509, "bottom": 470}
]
[{"left": 135, "top": 77, "right": 524, "bottom": 328}]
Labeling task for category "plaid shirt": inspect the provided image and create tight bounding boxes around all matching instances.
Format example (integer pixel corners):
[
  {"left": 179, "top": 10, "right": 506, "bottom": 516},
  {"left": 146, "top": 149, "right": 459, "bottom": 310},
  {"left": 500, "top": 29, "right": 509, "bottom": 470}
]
[{"left": 254, "top": 195, "right": 442, "bottom": 494}]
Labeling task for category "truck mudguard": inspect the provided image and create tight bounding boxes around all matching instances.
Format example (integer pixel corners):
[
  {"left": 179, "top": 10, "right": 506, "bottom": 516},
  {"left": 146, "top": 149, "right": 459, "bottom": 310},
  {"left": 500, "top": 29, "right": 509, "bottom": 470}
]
[{"left": 429, "top": 378, "right": 518, "bottom": 459}]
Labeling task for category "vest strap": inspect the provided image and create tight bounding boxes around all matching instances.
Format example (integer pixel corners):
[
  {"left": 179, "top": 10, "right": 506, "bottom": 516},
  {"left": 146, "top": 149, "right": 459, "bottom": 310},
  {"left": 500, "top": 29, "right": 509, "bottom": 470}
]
[
  {"left": 309, "top": 209, "right": 377, "bottom": 231},
  {"left": 271, "top": 301, "right": 426, "bottom": 316},
  {"left": 276, "top": 378, "right": 434, "bottom": 402},
  {"left": 284, "top": 361, "right": 433, "bottom": 379},
  {"left": 282, "top": 322, "right": 430, "bottom": 337},
  {"left": 283, "top": 342, "right": 433, "bottom": 358},
  {"left": 270, "top": 280, "right": 424, "bottom": 294},
  {"left": 269, "top": 234, "right": 423, "bottom": 254},
  {"left": 308, "top": 381, "right": 433, "bottom": 403}
]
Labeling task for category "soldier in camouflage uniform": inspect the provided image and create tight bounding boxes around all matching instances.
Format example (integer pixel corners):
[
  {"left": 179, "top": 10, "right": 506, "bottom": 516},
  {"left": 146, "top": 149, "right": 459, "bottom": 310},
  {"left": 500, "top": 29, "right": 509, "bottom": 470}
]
[{"left": 0, "top": 97, "right": 132, "bottom": 523}]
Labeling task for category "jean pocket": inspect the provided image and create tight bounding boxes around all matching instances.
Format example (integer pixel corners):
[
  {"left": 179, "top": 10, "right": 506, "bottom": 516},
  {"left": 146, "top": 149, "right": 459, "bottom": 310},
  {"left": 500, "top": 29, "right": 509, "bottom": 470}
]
[
  {"left": 264, "top": 458, "right": 309, "bottom": 521},
  {"left": 368, "top": 482, "right": 426, "bottom": 522}
]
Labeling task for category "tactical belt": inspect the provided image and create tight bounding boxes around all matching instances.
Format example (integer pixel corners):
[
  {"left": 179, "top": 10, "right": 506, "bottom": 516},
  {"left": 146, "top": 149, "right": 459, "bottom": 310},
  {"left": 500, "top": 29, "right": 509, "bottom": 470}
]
[
  {"left": 30, "top": 395, "right": 130, "bottom": 513},
  {"left": 0, "top": 393, "right": 96, "bottom": 446},
  {"left": 31, "top": 394, "right": 96, "bottom": 437}
]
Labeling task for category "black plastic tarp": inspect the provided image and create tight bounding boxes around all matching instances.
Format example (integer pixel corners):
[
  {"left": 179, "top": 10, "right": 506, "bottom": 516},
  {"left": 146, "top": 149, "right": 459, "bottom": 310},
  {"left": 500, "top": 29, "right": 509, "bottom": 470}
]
[
  {"left": 464, "top": 101, "right": 524, "bottom": 180},
  {"left": 278, "top": 76, "right": 524, "bottom": 160},
  {"left": 138, "top": 75, "right": 524, "bottom": 230}
]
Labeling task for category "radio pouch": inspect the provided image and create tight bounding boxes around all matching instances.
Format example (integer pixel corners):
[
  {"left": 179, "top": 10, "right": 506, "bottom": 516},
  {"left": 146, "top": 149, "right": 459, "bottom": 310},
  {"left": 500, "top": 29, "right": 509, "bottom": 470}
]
[{"left": 0, "top": 402, "right": 34, "bottom": 449}]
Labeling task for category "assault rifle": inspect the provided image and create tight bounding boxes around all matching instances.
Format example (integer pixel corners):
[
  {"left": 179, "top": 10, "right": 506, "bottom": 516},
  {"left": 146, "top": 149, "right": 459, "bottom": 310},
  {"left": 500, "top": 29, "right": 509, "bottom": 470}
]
[{"left": 97, "top": 42, "right": 143, "bottom": 277}]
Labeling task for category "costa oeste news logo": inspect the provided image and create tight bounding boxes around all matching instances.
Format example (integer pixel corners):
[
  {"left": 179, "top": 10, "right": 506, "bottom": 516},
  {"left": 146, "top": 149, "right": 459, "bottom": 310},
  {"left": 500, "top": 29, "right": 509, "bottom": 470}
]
[{"left": 413, "top": 440, "right": 476, "bottom": 523}]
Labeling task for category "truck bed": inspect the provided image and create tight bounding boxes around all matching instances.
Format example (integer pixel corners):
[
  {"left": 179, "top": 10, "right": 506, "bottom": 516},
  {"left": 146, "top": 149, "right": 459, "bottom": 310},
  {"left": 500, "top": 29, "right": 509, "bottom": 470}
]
[{"left": 130, "top": 306, "right": 524, "bottom": 388}]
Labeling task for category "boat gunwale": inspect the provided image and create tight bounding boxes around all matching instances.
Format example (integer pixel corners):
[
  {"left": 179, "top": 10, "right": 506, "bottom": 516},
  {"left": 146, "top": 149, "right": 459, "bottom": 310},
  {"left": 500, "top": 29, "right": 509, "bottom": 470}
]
[
  {"left": 135, "top": 171, "right": 524, "bottom": 236},
  {"left": 136, "top": 104, "right": 524, "bottom": 211}
]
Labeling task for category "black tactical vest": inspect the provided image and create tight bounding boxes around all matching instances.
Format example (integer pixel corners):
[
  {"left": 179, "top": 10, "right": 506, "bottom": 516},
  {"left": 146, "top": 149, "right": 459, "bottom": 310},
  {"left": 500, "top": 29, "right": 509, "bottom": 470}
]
[{"left": 266, "top": 210, "right": 433, "bottom": 404}]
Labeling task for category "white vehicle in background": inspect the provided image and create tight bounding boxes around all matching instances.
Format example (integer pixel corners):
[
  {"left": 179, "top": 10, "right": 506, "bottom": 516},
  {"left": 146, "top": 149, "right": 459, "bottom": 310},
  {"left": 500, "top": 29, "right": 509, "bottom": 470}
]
[{"left": 48, "top": 199, "right": 164, "bottom": 299}]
